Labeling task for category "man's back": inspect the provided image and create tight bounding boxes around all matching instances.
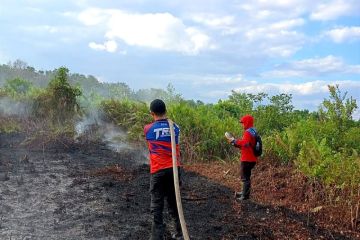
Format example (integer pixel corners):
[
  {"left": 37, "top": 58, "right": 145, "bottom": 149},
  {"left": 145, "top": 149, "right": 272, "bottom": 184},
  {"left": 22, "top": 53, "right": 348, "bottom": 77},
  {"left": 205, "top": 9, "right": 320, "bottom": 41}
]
[{"left": 144, "top": 119, "right": 180, "bottom": 174}]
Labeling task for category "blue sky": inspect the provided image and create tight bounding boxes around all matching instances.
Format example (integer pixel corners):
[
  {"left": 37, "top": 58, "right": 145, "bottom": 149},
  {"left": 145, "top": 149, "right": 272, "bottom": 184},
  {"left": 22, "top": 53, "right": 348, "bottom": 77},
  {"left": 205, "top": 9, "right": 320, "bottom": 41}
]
[{"left": 0, "top": 0, "right": 359, "bottom": 113}]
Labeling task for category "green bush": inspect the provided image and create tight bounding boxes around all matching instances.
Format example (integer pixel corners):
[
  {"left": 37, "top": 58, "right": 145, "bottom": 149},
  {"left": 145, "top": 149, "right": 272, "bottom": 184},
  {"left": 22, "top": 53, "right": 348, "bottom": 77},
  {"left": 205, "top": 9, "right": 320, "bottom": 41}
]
[
  {"left": 297, "top": 137, "right": 360, "bottom": 187},
  {"left": 4, "top": 78, "right": 34, "bottom": 98},
  {"left": 100, "top": 99, "right": 241, "bottom": 162},
  {"left": 32, "top": 67, "right": 81, "bottom": 124},
  {"left": 168, "top": 102, "right": 241, "bottom": 162},
  {"left": 265, "top": 118, "right": 317, "bottom": 163},
  {"left": 100, "top": 99, "right": 152, "bottom": 141}
]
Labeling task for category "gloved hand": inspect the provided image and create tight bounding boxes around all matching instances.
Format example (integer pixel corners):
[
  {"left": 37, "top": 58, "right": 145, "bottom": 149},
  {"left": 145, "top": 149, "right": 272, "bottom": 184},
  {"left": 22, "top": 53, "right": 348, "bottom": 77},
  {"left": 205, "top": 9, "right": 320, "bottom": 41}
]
[{"left": 225, "top": 132, "right": 235, "bottom": 145}]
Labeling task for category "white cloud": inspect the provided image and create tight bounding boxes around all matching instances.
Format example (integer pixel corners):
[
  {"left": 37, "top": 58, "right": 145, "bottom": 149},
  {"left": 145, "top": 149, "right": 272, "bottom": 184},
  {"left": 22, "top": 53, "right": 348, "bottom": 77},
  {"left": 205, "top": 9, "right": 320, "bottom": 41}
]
[
  {"left": 191, "top": 14, "right": 235, "bottom": 28},
  {"left": 21, "top": 25, "right": 59, "bottom": 33},
  {"left": 244, "top": 27, "right": 305, "bottom": 57},
  {"left": 325, "top": 26, "right": 360, "bottom": 43},
  {"left": 72, "top": 1, "right": 358, "bottom": 59},
  {"left": 238, "top": 0, "right": 311, "bottom": 20},
  {"left": 265, "top": 44, "right": 303, "bottom": 58},
  {"left": 236, "top": 2, "right": 308, "bottom": 57},
  {"left": 254, "top": 0, "right": 307, "bottom": 10},
  {"left": 203, "top": 90, "right": 232, "bottom": 98},
  {"left": 78, "top": 8, "right": 211, "bottom": 55},
  {"left": 228, "top": 1, "right": 308, "bottom": 57},
  {"left": 164, "top": 73, "right": 249, "bottom": 88},
  {"left": 237, "top": 81, "right": 328, "bottom": 95},
  {"left": 263, "top": 55, "right": 360, "bottom": 78},
  {"left": 230, "top": 0, "right": 359, "bottom": 58},
  {"left": 78, "top": 8, "right": 110, "bottom": 26},
  {"left": 310, "top": 0, "right": 359, "bottom": 21},
  {"left": 180, "top": 72, "right": 360, "bottom": 109},
  {"left": 269, "top": 18, "right": 305, "bottom": 30},
  {"left": 187, "top": 74, "right": 360, "bottom": 105},
  {"left": 189, "top": 74, "right": 247, "bottom": 86},
  {"left": 88, "top": 40, "right": 119, "bottom": 53},
  {"left": 234, "top": 80, "right": 360, "bottom": 95},
  {"left": 228, "top": 79, "right": 360, "bottom": 112},
  {"left": 190, "top": 14, "right": 237, "bottom": 35}
]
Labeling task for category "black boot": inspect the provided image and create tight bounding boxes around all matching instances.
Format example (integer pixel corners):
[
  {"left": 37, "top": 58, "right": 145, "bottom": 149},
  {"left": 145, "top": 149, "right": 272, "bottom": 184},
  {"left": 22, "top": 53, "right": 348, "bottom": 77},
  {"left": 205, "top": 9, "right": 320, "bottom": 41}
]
[
  {"left": 169, "top": 219, "right": 183, "bottom": 239},
  {"left": 234, "top": 191, "right": 242, "bottom": 198},
  {"left": 237, "top": 181, "right": 251, "bottom": 201},
  {"left": 150, "top": 223, "right": 165, "bottom": 240}
]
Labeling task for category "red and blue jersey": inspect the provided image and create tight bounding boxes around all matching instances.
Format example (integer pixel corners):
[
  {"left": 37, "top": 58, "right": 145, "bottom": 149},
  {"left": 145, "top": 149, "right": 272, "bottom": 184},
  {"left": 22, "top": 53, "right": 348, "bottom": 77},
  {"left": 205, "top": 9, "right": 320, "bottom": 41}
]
[{"left": 144, "top": 119, "right": 180, "bottom": 174}]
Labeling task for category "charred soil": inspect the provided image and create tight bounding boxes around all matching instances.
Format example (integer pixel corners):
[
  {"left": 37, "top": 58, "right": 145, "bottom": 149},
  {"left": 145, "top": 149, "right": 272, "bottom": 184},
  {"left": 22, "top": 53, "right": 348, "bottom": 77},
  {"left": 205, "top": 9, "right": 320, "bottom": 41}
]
[{"left": 0, "top": 133, "right": 359, "bottom": 239}]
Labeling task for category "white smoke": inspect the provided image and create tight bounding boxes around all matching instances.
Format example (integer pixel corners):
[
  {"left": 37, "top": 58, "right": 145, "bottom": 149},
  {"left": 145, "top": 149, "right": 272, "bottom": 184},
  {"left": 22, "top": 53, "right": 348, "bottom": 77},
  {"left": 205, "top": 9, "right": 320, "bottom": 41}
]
[
  {"left": 102, "top": 123, "right": 130, "bottom": 152},
  {"left": 0, "top": 97, "right": 31, "bottom": 116},
  {"left": 75, "top": 110, "right": 101, "bottom": 136},
  {"left": 75, "top": 111, "right": 132, "bottom": 152}
]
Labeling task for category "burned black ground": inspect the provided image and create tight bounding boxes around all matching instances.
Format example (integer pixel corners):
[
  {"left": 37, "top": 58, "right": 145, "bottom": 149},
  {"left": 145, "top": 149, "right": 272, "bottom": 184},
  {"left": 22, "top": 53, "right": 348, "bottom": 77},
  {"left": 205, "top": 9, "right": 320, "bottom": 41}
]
[{"left": 0, "top": 133, "right": 358, "bottom": 240}]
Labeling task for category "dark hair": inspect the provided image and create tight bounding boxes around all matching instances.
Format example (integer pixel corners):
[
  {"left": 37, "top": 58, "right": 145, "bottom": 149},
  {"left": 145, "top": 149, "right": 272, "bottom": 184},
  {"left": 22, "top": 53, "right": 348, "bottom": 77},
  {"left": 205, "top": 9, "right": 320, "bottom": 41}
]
[{"left": 150, "top": 99, "right": 166, "bottom": 115}]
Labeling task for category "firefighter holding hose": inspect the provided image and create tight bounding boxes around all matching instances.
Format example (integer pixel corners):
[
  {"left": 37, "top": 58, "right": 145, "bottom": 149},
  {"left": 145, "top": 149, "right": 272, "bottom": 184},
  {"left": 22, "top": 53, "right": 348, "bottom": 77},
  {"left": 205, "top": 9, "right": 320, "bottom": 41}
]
[{"left": 144, "top": 99, "right": 183, "bottom": 240}]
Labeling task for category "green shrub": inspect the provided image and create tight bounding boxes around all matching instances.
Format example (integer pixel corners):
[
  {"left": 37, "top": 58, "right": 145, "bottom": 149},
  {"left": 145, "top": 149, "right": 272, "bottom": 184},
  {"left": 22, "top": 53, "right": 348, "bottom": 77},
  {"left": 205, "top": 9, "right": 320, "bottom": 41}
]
[
  {"left": 100, "top": 99, "right": 152, "bottom": 141},
  {"left": 296, "top": 137, "right": 360, "bottom": 187},
  {"left": 168, "top": 102, "right": 241, "bottom": 162},
  {"left": 32, "top": 67, "right": 81, "bottom": 124},
  {"left": 101, "top": 99, "right": 241, "bottom": 162},
  {"left": 4, "top": 78, "right": 34, "bottom": 98},
  {"left": 265, "top": 118, "right": 318, "bottom": 163}
]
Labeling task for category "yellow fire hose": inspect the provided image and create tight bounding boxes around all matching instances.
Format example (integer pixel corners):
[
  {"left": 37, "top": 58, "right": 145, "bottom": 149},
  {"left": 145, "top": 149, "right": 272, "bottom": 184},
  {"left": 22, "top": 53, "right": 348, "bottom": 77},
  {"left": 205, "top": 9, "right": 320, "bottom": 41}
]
[{"left": 168, "top": 119, "right": 190, "bottom": 240}]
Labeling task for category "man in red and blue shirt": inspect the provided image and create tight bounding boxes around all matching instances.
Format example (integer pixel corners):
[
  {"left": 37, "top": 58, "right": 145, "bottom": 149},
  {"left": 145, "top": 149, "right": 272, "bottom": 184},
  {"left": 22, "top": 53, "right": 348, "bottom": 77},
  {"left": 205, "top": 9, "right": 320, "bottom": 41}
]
[{"left": 144, "top": 99, "right": 182, "bottom": 240}]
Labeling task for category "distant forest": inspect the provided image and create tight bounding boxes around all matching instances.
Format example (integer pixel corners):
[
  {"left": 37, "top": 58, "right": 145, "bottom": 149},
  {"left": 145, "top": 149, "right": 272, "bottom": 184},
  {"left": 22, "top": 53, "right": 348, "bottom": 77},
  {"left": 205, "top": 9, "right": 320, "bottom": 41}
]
[{"left": 0, "top": 59, "right": 181, "bottom": 103}]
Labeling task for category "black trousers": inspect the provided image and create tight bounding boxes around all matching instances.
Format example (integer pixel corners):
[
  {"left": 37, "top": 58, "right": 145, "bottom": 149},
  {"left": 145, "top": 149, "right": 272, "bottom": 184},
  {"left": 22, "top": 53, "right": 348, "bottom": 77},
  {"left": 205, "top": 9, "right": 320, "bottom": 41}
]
[
  {"left": 240, "top": 161, "right": 256, "bottom": 198},
  {"left": 150, "top": 168, "right": 181, "bottom": 240},
  {"left": 240, "top": 161, "right": 256, "bottom": 182}
]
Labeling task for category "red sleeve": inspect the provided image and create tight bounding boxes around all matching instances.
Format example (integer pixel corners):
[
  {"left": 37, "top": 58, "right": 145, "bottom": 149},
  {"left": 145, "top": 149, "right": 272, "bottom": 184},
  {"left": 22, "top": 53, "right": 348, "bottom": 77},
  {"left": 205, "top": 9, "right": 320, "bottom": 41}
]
[{"left": 234, "top": 131, "right": 252, "bottom": 148}]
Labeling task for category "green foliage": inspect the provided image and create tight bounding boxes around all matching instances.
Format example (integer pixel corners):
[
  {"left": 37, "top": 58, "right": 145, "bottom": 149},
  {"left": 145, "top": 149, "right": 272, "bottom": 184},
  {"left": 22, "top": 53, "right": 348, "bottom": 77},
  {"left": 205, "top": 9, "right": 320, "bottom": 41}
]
[
  {"left": 319, "top": 85, "right": 358, "bottom": 128},
  {"left": 100, "top": 99, "right": 241, "bottom": 162},
  {"left": 266, "top": 85, "right": 359, "bottom": 188},
  {"left": 343, "top": 126, "right": 360, "bottom": 153},
  {"left": 108, "top": 83, "right": 132, "bottom": 99},
  {"left": 100, "top": 99, "right": 152, "bottom": 141},
  {"left": 4, "top": 78, "right": 33, "bottom": 97},
  {"left": 133, "top": 83, "right": 182, "bottom": 103},
  {"left": 297, "top": 138, "right": 360, "bottom": 187},
  {"left": 32, "top": 67, "right": 82, "bottom": 124},
  {"left": 270, "top": 93, "right": 294, "bottom": 113},
  {"left": 227, "top": 90, "right": 253, "bottom": 113},
  {"left": 265, "top": 119, "right": 314, "bottom": 163},
  {"left": 216, "top": 99, "right": 244, "bottom": 119},
  {"left": 297, "top": 138, "right": 335, "bottom": 180},
  {"left": 216, "top": 92, "right": 296, "bottom": 135},
  {"left": 168, "top": 102, "right": 241, "bottom": 162},
  {"left": 78, "top": 91, "right": 106, "bottom": 112},
  {"left": 254, "top": 93, "right": 295, "bottom": 134}
]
